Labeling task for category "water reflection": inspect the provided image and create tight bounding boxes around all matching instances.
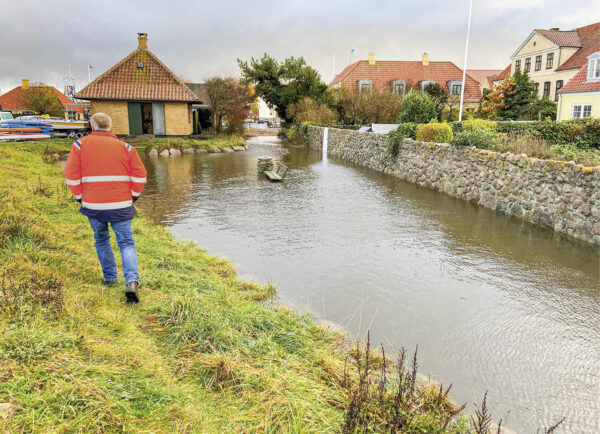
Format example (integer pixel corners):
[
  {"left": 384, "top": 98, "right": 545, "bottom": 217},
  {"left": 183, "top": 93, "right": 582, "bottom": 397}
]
[{"left": 138, "top": 136, "right": 600, "bottom": 433}]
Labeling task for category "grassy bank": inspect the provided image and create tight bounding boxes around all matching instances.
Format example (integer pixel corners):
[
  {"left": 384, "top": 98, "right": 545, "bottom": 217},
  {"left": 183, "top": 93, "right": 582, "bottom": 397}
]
[
  {"left": 0, "top": 141, "right": 471, "bottom": 432},
  {"left": 32, "top": 135, "right": 246, "bottom": 156}
]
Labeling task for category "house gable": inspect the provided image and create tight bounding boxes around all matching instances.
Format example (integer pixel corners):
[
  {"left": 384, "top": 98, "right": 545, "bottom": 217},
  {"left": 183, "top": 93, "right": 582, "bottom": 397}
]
[
  {"left": 75, "top": 38, "right": 198, "bottom": 102},
  {"left": 513, "top": 31, "right": 559, "bottom": 58}
]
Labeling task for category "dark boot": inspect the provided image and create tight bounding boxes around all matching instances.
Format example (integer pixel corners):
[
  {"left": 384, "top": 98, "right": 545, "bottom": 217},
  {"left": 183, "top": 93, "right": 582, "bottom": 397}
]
[
  {"left": 104, "top": 279, "right": 118, "bottom": 287},
  {"left": 125, "top": 281, "right": 140, "bottom": 303}
]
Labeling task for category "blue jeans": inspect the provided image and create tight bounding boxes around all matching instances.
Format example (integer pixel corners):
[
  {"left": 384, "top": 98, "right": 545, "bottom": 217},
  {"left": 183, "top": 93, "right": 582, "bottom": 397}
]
[{"left": 88, "top": 218, "right": 139, "bottom": 284}]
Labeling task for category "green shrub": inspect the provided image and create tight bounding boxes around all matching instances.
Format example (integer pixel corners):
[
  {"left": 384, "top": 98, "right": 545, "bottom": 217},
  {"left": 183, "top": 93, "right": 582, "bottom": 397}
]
[
  {"left": 416, "top": 122, "right": 453, "bottom": 143},
  {"left": 286, "top": 125, "right": 299, "bottom": 141},
  {"left": 397, "top": 90, "right": 437, "bottom": 124},
  {"left": 452, "top": 129, "right": 498, "bottom": 148},
  {"left": 396, "top": 123, "right": 417, "bottom": 139},
  {"left": 461, "top": 119, "right": 498, "bottom": 132},
  {"left": 552, "top": 144, "right": 600, "bottom": 167},
  {"left": 300, "top": 121, "right": 322, "bottom": 134},
  {"left": 388, "top": 124, "right": 415, "bottom": 157}
]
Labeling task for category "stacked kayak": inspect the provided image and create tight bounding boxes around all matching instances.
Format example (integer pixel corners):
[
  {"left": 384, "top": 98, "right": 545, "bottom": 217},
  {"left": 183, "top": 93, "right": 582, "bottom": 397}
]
[{"left": 0, "top": 119, "right": 54, "bottom": 141}]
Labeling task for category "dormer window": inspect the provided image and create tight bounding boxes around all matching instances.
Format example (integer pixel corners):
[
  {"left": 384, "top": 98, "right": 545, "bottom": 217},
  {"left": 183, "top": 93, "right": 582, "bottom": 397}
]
[
  {"left": 390, "top": 80, "right": 406, "bottom": 96},
  {"left": 357, "top": 80, "right": 372, "bottom": 93},
  {"left": 588, "top": 53, "right": 600, "bottom": 80},
  {"left": 447, "top": 80, "right": 462, "bottom": 97},
  {"left": 419, "top": 80, "right": 435, "bottom": 93}
]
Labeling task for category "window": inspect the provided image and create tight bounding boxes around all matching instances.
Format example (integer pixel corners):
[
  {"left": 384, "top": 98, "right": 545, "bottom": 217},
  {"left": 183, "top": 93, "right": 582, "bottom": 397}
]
[
  {"left": 533, "top": 82, "right": 539, "bottom": 94},
  {"left": 555, "top": 80, "right": 563, "bottom": 102},
  {"left": 535, "top": 55, "right": 542, "bottom": 71},
  {"left": 446, "top": 80, "right": 462, "bottom": 97},
  {"left": 515, "top": 60, "right": 521, "bottom": 71},
  {"left": 390, "top": 80, "right": 406, "bottom": 96},
  {"left": 419, "top": 80, "right": 436, "bottom": 93},
  {"left": 572, "top": 104, "right": 593, "bottom": 118},
  {"left": 543, "top": 82, "right": 551, "bottom": 98},
  {"left": 546, "top": 53, "right": 554, "bottom": 69},
  {"left": 524, "top": 58, "right": 531, "bottom": 72},
  {"left": 357, "top": 80, "right": 372, "bottom": 93},
  {"left": 588, "top": 55, "right": 600, "bottom": 80}
]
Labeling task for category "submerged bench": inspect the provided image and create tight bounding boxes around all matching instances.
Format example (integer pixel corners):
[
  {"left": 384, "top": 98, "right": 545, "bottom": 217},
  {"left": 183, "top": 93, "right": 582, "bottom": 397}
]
[{"left": 264, "top": 162, "right": 288, "bottom": 182}]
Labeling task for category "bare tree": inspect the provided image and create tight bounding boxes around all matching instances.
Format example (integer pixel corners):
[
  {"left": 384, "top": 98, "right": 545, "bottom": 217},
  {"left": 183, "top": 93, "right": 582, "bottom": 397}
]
[{"left": 205, "top": 77, "right": 253, "bottom": 136}]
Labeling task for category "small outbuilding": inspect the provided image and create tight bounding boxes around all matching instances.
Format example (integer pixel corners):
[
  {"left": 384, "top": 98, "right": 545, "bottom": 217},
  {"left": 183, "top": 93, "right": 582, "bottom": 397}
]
[{"left": 75, "top": 33, "right": 199, "bottom": 136}]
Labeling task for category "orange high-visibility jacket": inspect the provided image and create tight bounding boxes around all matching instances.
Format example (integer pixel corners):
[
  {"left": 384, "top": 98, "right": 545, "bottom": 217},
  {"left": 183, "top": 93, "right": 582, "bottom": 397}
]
[{"left": 64, "top": 131, "right": 147, "bottom": 210}]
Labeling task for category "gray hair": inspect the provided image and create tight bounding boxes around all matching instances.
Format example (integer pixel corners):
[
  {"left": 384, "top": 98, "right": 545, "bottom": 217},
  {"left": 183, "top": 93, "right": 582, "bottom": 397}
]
[{"left": 90, "top": 112, "right": 112, "bottom": 131}]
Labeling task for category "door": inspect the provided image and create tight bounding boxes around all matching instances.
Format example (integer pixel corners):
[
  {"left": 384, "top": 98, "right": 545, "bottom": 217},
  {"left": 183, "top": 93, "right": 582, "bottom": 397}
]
[
  {"left": 127, "top": 103, "right": 143, "bottom": 135},
  {"left": 152, "top": 103, "right": 165, "bottom": 135}
]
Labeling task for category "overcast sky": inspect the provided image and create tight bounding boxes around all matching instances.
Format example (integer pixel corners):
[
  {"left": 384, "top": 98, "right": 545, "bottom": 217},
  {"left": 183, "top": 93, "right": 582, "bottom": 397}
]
[{"left": 1, "top": 0, "right": 599, "bottom": 95}]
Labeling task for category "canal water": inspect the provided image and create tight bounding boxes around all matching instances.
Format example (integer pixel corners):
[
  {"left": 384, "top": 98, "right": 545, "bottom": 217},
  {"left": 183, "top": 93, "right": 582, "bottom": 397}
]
[{"left": 138, "top": 136, "right": 600, "bottom": 433}]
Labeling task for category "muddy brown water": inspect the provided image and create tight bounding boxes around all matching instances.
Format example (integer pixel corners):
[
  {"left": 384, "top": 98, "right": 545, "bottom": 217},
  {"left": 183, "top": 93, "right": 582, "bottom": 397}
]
[{"left": 138, "top": 136, "right": 600, "bottom": 433}]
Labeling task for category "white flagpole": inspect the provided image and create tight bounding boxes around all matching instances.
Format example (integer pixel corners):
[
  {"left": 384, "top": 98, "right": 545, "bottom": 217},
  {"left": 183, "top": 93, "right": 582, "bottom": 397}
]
[
  {"left": 88, "top": 65, "right": 91, "bottom": 84},
  {"left": 458, "top": 0, "right": 473, "bottom": 122}
]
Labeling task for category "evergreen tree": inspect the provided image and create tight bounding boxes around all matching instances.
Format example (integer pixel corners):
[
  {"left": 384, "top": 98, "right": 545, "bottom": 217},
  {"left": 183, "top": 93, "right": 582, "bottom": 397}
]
[
  {"left": 238, "top": 54, "right": 330, "bottom": 121},
  {"left": 424, "top": 82, "right": 448, "bottom": 121},
  {"left": 503, "top": 69, "right": 536, "bottom": 119}
]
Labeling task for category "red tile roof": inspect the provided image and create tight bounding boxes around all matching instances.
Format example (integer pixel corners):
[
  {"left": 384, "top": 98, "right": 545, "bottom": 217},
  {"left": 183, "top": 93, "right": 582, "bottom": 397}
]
[
  {"left": 467, "top": 69, "right": 503, "bottom": 84},
  {"left": 0, "top": 85, "right": 82, "bottom": 112},
  {"left": 331, "top": 60, "right": 482, "bottom": 102},
  {"left": 558, "top": 61, "right": 600, "bottom": 93},
  {"left": 536, "top": 29, "right": 582, "bottom": 48},
  {"left": 556, "top": 22, "right": 600, "bottom": 71},
  {"left": 491, "top": 64, "right": 511, "bottom": 83},
  {"left": 75, "top": 48, "right": 199, "bottom": 102}
]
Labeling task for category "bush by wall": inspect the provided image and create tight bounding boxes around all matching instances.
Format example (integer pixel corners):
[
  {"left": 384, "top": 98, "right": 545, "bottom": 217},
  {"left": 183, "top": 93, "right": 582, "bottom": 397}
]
[
  {"left": 416, "top": 123, "right": 454, "bottom": 143},
  {"left": 397, "top": 91, "right": 437, "bottom": 124},
  {"left": 452, "top": 129, "right": 498, "bottom": 148},
  {"left": 461, "top": 119, "right": 498, "bottom": 132}
]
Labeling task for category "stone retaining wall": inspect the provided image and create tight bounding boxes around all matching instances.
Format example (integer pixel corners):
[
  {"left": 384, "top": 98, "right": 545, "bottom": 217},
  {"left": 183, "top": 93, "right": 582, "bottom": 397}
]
[{"left": 305, "top": 126, "right": 600, "bottom": 245}]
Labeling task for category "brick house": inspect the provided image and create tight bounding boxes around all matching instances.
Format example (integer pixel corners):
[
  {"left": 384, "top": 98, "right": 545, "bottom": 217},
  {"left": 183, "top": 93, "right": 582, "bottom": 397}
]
[
  {"left": 0, "top": 79, "right": 84, "bottom": 120},
  {"left": 75, "top": 33, "right": 199, "bottom": 136},
  {"left": 330, "top": 53, "right": 482, "bottom": 110}
]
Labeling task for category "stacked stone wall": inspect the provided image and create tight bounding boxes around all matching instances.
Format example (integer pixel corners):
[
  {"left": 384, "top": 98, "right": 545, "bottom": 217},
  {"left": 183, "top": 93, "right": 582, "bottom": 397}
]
[{"left": 306, "top": 126, "right": 600, "bottom": 245}]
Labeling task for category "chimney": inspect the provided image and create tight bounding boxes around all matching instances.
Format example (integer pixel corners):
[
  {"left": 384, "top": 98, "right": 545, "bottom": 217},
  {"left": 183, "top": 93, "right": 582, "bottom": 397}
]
[
  {"left": 422, "top": 53, "right": 429, "bottom": 66},
  {"left": 22, "top": 79, "right": 30, "bottom": 90},
  {"left": 137, "top": 33, "right": 148, "bottom": 50},
  {"left": 368, "top": 53, "right": 376, "bottom": 66}
]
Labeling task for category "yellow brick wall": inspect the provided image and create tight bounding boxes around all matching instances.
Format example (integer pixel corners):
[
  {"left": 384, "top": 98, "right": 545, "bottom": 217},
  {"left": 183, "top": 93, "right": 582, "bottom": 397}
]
[
  {"left": 90, "top": 100, "right": 129, "bottom": 135},
  {"left": 164, "top": 102, "right": 192, "bottom": 135}
]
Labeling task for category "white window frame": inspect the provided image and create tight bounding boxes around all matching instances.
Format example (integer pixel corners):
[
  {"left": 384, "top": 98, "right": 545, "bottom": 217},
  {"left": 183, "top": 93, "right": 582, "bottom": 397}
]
[
  {"left": 587, "top": 53, "right": 600, "bottom": 81},
  {"left": 419, "top": 80, "right": 436, "bottom": 93},
  {"left": 446, "top": 80, "right": 462, "bottom": 97},
  {"left": 572, "top": 104, "right": 592, "bottom": 119},
  {"left": 357, "top": 79, "right": 373, "bottom": 93},
  {"left": 390, "top": 80, "right": 406, "bottom": 96}
]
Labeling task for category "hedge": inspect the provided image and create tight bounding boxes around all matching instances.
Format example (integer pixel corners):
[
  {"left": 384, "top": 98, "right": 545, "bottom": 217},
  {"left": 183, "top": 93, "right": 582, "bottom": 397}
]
[{"left": 448, "top": 118, "right": 600, "bottom": 149}]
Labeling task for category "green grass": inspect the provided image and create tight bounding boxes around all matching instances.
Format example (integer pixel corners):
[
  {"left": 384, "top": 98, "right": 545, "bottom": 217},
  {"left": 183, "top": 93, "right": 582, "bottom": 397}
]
[
  {"left": 24, "top": 135, "right": 246, "bottom": 156},
  {"left": 0, "top": 142, "right": 469, "bottom": 432}
]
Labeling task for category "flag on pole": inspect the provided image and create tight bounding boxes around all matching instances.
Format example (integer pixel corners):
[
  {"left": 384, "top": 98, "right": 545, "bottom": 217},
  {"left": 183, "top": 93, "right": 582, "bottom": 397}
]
[{"left": 88, "top": 64, "right": 94, "bottom": 69}]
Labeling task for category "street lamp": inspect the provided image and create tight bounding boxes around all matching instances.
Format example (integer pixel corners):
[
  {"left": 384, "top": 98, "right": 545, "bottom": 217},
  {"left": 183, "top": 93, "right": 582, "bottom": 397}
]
[{"left": 458, "top": 0, "right": 473, "bottom": 122}]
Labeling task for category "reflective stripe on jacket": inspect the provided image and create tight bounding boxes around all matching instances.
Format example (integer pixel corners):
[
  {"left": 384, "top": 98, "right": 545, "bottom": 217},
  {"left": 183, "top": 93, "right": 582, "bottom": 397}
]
[{"left": 64, "top": 131, "right": 147, "bottom": 210}]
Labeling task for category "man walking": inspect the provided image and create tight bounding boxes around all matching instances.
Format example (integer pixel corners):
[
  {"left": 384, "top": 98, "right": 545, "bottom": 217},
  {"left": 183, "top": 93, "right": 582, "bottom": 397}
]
[{"left": 64, "top": 113, "right": 147, "bottom": 303}]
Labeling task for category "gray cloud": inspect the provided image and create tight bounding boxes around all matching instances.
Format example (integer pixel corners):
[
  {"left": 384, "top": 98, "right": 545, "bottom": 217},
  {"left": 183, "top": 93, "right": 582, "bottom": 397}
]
[{"left": 0, "top": 0, "right": 598, "bottom": 95}]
